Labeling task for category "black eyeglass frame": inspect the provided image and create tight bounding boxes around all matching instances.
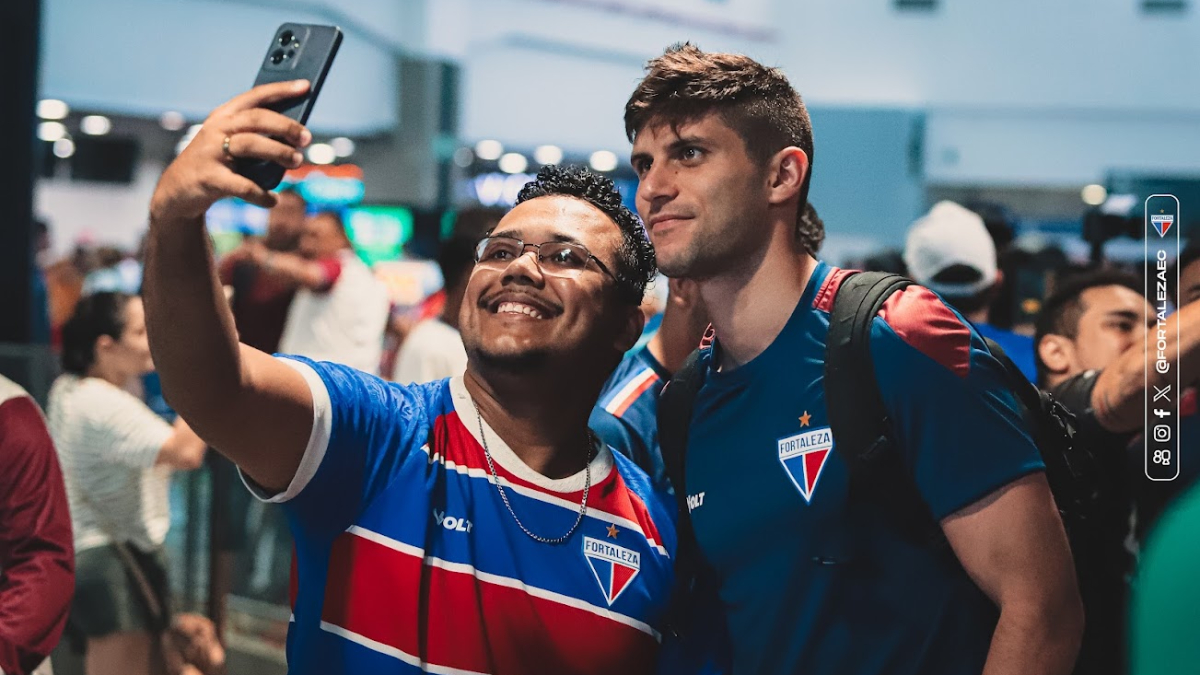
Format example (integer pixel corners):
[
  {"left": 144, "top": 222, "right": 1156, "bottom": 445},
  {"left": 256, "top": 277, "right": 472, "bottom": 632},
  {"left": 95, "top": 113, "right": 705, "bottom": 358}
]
[{"left": 474, "top": 235, "right": 618, "bottom": 281}]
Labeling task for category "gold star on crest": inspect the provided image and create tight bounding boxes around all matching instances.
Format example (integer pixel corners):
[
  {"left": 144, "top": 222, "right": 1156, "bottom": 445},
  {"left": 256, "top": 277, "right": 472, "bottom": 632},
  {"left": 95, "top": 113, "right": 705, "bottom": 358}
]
[
  {"left": 799, "top": 411, "right": 812, "bottom": 427},
  {"left": 606, "top": 523, "right": 619, "bottom": 538}
]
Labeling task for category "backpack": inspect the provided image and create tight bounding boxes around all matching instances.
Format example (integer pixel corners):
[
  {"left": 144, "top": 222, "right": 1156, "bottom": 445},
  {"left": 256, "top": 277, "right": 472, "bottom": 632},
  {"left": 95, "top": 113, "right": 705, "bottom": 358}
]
[{"left": 658, "top": 271, "right": 1098, "bottom": 633}]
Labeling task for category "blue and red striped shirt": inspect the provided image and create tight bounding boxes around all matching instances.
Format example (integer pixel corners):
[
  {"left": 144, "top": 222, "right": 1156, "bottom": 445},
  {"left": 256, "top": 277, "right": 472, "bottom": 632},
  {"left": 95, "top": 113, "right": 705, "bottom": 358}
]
[{"left": 251, "top": 360, "right": 678, "bottom": 675}]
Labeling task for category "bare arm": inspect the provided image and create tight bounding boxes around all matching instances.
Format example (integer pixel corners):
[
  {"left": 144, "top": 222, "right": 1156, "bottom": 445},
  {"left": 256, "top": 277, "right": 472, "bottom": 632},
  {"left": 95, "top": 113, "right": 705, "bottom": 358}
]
[
  {"left": 154, "top": 417, "right": 209, "bottom": 471},
  {"left": 941, "top": 473, "right": 1084, "bottom": 675},
  {"left": 249, "top": 246, "right": 333, "bottom": 291},
  {"left": 1092, "top": 300, "right": 1200, "bottom": 432},
  {"left": 144, "top": 80, "right": 316, "bottom": 493}
]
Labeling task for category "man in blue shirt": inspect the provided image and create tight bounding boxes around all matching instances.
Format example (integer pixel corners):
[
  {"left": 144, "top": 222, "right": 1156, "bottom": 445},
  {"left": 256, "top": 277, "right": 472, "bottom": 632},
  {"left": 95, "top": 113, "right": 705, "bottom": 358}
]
[
  {"left": 625, "top": 44, "right": 1083, "bottom": 674},
  {"left": 904, "top": 200, "right": 1039, "bottom": 382}
]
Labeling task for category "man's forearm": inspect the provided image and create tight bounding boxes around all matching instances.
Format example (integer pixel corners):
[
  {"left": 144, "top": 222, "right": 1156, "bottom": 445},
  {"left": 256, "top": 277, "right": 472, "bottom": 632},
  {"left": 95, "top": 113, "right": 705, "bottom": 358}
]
[
  {"left": 259, "top": 251, "right": 326, "bottom": 290},
  {"left": 144, "top": 214, "right": 245, "bottom": 420},
  {"left": 1095, "top": 299, "right": 1200, "bottom": 431},
  {"left": 982, "top": 603, "right": 1082, "bottom": 675}
]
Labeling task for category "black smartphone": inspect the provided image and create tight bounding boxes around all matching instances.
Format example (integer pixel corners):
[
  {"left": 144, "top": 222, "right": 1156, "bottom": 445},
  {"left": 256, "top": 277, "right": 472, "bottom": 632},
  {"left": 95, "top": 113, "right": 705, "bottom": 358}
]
[{"left": 235, "top": 23, "right": 342, "bottom": 190}]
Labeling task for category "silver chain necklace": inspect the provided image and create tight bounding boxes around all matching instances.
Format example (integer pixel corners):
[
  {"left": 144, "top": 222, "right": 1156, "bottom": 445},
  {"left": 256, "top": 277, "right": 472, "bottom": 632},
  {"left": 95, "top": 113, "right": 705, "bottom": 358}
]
[{"left": 472, "top": 401, "right": 591, "bottom": 545}]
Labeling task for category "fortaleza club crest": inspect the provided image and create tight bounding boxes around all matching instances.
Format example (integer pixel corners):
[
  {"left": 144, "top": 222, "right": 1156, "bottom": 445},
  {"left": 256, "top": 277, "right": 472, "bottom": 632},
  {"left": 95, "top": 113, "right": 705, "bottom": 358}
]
[
  {"left": 777, "top": 427, "right": 834, "bottom": 503},
  {"left": 583, "top": 536, "right": 640, "bottom": 606},
  {"left": 1152, "top": 213, "right": 1174, "bottom": 238}
]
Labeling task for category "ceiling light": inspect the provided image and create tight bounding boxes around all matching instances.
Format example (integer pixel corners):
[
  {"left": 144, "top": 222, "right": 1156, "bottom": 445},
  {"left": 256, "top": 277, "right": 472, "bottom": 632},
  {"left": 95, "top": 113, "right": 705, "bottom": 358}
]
[
  {"left": 475, "top": 140, "right": 503, "bottom": 161},
  {"left": 37, "top": 121, "right": 67, "bottom": 142},
  {"left": 80, "top": 115, "right": 112, "bottom": 136},
  {"left": 159, "top": 111, "right": 186, "bottom": 131},
  {"left": 534, "top": 145, "right": 563, "bottom": 165},
  {"left": 53, "top": 138, "right": 76, "bottom": 159},
  {"left": 1081, "top": 184, "right": 1107, "bottom": 206},
  {"left": 589, "top": 150, "right": 618, "bottom": 172},
  {"left": 499, "top": 152, "right": 528, "bottom": 174},
  {"left": 37, "top": 99, "right": 69, "bottom": 120},
  {"left": 306, "top": 143, "right": 336, "bottom": 165},
  {"left": 330, "top": 137, "right": 356, "bottom": 157}
]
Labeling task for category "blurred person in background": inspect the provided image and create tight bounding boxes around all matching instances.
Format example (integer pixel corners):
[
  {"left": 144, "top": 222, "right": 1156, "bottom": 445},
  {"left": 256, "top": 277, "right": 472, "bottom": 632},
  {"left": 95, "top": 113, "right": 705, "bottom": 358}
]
[
  {"left": 1035, "top": 270, "right": 1200, "bottom": 675},
  {"left": 47, "top": 293, "right": 207, "bottom": 675},
  {"left": 81, "top": 247, "right": 141, "bottom": 297},
  {"left": 390, "top": 233, "right": 475, "bottom": 384},
  {"left": 30, "top": 219, "right": 52, "bottom": 345},
  {"left": 218, "top": 188, "right": 306, "bottom": 354},
  {"left": 0, "top": 374, "right": 73, "bottom": 675},
  {"left": 260, "top": 211, "right": 390, "bottom": 374},
  {"left": 905, "top": 200, "right": 1038, "bottom": 382}
]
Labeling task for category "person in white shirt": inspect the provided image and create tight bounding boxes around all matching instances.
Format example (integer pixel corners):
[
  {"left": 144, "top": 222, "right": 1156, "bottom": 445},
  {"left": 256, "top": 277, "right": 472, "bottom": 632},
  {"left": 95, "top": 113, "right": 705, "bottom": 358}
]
[
  {"left": 391, "top": 235, "right": 475, "bottom": 384},
  {"left": 47, "top": 292, "right": 207, "bottom": 675},
  {"left": 249, "top": 212, "right": 389, "bottom": 374}
]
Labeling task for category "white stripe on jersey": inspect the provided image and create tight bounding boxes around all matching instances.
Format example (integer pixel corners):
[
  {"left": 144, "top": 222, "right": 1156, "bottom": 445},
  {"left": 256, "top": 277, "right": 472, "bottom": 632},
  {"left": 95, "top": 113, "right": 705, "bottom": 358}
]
[
  {"left": 319, "top": 621, "right": 491, "bottom": 675},
  {"left": 602, "top": 367, "right": 658, "bottom": 414}
]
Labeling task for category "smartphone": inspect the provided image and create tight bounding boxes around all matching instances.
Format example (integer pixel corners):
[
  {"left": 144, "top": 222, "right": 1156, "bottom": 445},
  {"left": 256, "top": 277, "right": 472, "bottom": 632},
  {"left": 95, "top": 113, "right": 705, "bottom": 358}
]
[{"left": 235, "top": 23, "right": 342, "bottom": 190}]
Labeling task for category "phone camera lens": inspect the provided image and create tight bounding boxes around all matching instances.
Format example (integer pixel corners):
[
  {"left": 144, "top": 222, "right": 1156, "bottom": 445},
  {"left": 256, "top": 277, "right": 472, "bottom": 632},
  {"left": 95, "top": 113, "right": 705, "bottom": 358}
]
[
  {"left": 270, "top": 49, "right": 286, "bottom": 65},
  {"left": 278, "top": 30, "right": 294, "bottom": 46}
]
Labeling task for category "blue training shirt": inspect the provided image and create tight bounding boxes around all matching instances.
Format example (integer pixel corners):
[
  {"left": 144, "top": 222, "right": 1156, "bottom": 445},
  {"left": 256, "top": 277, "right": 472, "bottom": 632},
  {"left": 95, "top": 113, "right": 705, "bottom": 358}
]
[
  {"left": 597, "top": 346, "right": 672, "bottom": 487},
  {"left": 684, "top": 262, "right": 1045, "bottom": 675}
]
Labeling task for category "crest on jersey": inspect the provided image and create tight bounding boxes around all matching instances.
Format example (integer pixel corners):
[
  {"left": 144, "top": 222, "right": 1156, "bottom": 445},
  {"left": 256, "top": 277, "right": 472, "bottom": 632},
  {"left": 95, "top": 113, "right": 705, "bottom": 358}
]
[
  {"left": 1152, "top": 214, "right": 1174, "bottom": 238},
  {"left": 777, "top": 427, "right": 834, "bottom": 503},
  {"left": 583, "top": 536, "right": 640, "bottom": 606}
]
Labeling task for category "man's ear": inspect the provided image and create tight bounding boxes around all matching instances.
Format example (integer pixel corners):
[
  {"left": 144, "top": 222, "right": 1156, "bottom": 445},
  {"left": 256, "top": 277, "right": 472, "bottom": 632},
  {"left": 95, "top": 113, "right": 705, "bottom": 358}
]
[
  {"left": 766, "top": 147, "right": 809, "bottom": 207},
  {"left": 615, "top": 304, "right": 645, "bottom": 353},
  {"left": 1037, "top": 334, "right": 1075, "bottom": 378}
]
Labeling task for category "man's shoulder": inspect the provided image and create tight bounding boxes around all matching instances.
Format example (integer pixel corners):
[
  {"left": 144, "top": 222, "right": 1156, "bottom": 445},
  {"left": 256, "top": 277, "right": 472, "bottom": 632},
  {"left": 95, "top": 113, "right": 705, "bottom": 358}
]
[{"left": 869, "top": 284, "right": 976, "bottom": 379}]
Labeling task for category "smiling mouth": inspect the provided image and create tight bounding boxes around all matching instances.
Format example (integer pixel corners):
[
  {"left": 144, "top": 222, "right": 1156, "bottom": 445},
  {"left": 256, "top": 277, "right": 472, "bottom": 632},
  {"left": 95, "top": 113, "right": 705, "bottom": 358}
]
[{"left": 495, "top": 301, "right": 548, "bottom": 320}]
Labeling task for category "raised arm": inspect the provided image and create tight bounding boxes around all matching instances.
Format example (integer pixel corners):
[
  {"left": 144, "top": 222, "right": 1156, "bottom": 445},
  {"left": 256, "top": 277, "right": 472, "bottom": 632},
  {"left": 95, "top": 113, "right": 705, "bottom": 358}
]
[
  {"left": 144, "top": 80, "right": 316, "bottom": 493},
  {"left": 1091, "top": 299, "right": 1200, "bottom": 433},
  {"left": 244, "top": 243, "right": 339, "bottom": 291}
]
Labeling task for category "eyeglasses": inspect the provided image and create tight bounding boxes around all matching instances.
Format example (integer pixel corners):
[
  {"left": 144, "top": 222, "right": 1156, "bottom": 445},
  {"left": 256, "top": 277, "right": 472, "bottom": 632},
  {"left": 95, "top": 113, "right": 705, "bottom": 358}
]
[{"left": 474, "top": 235, "right": 617, "bottom": 281}]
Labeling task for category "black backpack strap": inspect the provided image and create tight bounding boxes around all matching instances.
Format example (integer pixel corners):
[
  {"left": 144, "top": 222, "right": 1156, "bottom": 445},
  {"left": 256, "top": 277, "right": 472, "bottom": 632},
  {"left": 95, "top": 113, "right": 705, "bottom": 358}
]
[
  {"left": 981, "top": 337, "right": 1089, "bottom": 519},
  {"left": 824, "top": 271, "right": 949, "bottom": 550},
  {"left": 660, "top": 346, "right": 707, "bottom": 522},
  {"left": 657, "top": 337, "right": 712, "bottom": 636}
]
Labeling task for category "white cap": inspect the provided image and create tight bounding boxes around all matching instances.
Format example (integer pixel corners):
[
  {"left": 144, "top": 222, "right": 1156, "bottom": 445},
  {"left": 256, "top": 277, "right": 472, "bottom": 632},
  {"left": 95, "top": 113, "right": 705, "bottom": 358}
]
[{"left": 903, "top": 201, "right": 997, "bottom": 297}]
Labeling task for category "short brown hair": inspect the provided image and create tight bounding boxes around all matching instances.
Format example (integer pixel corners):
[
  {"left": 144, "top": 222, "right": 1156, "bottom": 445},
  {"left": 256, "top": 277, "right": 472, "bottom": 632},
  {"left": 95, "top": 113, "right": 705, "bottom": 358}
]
[{"left": 625, "top": 43, "right": 820, "bottom": 254}]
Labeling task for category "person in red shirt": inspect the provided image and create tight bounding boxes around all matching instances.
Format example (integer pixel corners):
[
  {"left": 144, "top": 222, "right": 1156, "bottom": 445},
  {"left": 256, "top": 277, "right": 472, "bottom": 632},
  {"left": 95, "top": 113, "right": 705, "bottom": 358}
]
[{"left": 0, "top": 374, "right": 73, "bottom": 675}]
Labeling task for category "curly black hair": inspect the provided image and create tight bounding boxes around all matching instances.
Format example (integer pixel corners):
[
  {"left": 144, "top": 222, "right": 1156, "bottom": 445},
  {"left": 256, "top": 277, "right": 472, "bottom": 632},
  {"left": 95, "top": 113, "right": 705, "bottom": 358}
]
[{"left": 514, "top": 165, "right": 656, "bottom": 306}]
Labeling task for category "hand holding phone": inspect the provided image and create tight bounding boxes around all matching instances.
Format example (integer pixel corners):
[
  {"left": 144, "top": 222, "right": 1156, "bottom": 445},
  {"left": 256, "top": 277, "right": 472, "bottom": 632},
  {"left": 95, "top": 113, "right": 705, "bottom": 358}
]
[
  {"left": 149, "top": 24, "right": 341, "bottom": 223},
  {"left": 235, "top": 23, "right": 343, "bottom": 190}
]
